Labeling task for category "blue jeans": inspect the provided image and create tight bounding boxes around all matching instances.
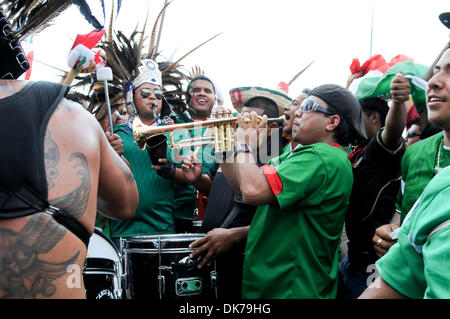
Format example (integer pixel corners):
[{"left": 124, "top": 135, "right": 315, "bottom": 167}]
[{"left": 338, "top": 253, "right": 371, "bottom": 299}]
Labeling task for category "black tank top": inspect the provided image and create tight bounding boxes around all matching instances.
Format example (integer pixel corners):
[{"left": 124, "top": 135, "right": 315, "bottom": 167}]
[
  {"left": 0, "top": 81, "right": 67, "bottom": 217},
  {"left": 0, "top": 81, "right": 90, "bottom": 247}
]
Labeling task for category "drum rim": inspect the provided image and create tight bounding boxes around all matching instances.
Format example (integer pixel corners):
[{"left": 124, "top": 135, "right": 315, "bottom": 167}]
[{"left": 123, "top": 233, "right": 206, "bottom": 244}]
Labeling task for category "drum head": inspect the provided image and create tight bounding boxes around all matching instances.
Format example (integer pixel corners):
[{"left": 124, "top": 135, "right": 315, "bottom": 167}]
[{"left": 87, "top": 229, "right": 120, "bottom": 262}]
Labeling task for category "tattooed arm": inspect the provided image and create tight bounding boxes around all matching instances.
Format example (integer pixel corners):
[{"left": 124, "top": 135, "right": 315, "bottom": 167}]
[
  {"left": 51, "top": 98, "right": 138, "bottom": 220},
  {"left": 97, "top": 122, "right": 139, "bottom": 220}
]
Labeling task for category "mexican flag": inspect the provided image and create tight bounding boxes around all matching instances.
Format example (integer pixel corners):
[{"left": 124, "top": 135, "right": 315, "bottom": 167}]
[{"left": 349, "top": 55, "right": 428, "bottom": 112}]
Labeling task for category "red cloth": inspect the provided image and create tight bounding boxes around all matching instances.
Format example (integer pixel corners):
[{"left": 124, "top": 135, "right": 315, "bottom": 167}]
[
  {"left": 350, "top": 54, "right": 388, "bottom": 75},
  {"left": 71, "top": 29, "right": 106, "bottom": 50},
  {"left": 25, "top": 51, "right": 34, "bottom": 80},
  {"left": 406, "top": 104, "right": 420, "bottom": 130},
  {"left": 350, "top": 54, "right": 414, "bottom": 75}
]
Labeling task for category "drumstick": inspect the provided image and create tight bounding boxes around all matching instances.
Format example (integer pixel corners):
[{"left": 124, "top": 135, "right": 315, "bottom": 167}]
[{"left": 63, "top": 69, "right": 78, "bottom": 85}]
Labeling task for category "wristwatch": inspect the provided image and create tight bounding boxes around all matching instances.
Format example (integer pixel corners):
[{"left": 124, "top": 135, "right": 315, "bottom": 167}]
[{"left": 235, "top": 143, "right": 253, "bottom": 155}]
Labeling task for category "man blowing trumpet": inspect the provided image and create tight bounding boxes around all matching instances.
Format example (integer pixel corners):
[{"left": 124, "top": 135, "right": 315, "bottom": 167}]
[{"left": 219, "top": 84, "right": 367, "bottom": 299}]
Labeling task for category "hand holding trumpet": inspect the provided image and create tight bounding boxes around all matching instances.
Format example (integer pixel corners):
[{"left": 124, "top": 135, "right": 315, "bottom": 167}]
[{"left": 235, "top": 110, "right": 269, "bottom": 153}]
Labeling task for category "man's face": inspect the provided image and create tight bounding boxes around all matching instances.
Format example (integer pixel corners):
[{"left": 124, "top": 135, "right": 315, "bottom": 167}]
[
  {"left": 283, "top": 94, "right": 306, "bottom": 135},
  {"left": 292, "top": 96, "right": 332, "bottom": 145},
  {"left": 426, "top": 49, "right": 450, "bottom": 130},
  {"left": 189, "top": 79, "right": 216, "bottom": 117},
  {"left": 133, "top": 82, "right": 163, "bottom": 121}
]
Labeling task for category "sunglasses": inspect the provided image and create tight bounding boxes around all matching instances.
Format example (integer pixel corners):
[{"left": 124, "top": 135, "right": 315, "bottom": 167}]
[
  {"left": 300, "top": 98, "right": 334, "bottom": 115},
  {"left": 138, "top": 88, "right": 164, "bottom": 100}
]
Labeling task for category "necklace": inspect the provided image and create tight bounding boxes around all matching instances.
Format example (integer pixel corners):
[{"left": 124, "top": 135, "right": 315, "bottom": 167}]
[{"left": 432, "top": 136, "right": 444, "bottom": 177}]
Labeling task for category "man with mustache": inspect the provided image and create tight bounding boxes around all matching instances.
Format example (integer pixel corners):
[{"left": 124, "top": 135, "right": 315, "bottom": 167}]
[{"left": 221, "top": 84, "right": 366, "bottom": 298}]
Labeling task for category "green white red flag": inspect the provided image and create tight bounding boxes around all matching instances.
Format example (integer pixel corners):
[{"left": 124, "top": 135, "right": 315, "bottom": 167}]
[{"left": 349, "top": 55, "right": 428, "bottom": 112}]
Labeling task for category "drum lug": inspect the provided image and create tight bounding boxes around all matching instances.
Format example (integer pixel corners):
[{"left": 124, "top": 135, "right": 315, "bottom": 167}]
[
  {"left": 120, "top": 273, "right": 127, "bottom": 290},
  {"left": 158, "top": 275, "right": 165, "bottom": 298},
  {"left": 210, "top": 270, "right": 217, "bottom": 288}
]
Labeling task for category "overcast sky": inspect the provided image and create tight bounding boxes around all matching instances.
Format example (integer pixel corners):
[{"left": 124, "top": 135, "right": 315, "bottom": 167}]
[{"left": 29, "top": 0, "right": 450, "bottom": 105}]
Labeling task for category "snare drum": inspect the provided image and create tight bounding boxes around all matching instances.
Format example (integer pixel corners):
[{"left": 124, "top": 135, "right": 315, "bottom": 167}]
[
  {"left": 84, "top": 229, "right": 123, "bottom": 299},
  {"left": 122, "top": 233, "right": 217, "bottom": 300}
]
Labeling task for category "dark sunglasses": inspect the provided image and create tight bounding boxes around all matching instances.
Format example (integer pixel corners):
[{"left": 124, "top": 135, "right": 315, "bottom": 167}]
[
  {"left": 300, "top": 98, "right": 334, "bottom": 115},
  {"left": 139, "top": 88, "right": 163, "bottom": 100}
]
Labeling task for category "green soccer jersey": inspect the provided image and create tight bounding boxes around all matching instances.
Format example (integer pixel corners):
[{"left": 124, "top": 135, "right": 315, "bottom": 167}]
[
  {"left": 376, "top": 166, "right": 450, "bottom": 298},
  {"left": 109, "top": 121, "right": 177, "bottom": 237},
  {"left": 397, "top": 132, "right": 450, "bottom": 223},
  {"left": 242, "top": 142, "right": 353, "bottom": 299}
]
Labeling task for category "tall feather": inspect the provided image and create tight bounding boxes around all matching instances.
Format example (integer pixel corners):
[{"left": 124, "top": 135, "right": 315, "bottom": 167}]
[
  {"left": 107, "top": 0, "right": 114, "bottom": 44},
  {"left": 69, "top": 0, "right": 102, "bottom": 30},
  {"left": 153, "top": 0, "right": 168, "bottom": 58},
  {"left": 288, "top": 60, "right": 315, "bottom": 86},
  {"left": 164, "top": 32, "right": 222, "bottom": 74},
  {"left": 147, "top": 0, "right": 171, "bottom": 59},
  {"left": 136, "top": 6, "right": 149, "bottom": 66}
]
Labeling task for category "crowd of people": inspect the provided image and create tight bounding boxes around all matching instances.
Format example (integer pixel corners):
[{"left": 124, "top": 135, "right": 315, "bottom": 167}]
[{"left": 1, "top": 3, "right": 450, "bottom": 300}]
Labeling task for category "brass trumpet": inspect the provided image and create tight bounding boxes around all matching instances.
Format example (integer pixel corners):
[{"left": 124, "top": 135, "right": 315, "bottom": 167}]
[{"left": 133, "top": 114, "right": 285, "bottom": 152}]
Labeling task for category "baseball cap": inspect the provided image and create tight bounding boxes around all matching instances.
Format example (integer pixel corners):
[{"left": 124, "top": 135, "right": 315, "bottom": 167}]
[
  {"left": 439, "top": 12, "right": 450, "bottom": 29},
  {"left": 310, "top": 84, "right": 367, "bottom": 140}
]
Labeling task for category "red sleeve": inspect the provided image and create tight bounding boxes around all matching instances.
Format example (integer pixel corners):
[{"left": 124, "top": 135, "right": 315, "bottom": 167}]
[{"left": 261, "top": 164, "right": 283, "bottom": 196}]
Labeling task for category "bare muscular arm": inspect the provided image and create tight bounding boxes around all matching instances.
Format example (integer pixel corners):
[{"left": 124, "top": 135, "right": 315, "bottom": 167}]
[{"left": 47, "top": 98, "right": 138, "bottom": 222}]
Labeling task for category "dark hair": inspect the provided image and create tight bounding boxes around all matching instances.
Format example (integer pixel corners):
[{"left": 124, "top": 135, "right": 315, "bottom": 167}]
[
  {"left": 326, "top": 112, "right": 354, "bottom": 146},
  {"left": 359, "top": 97, "right": 389, "bottom": 126},
  {"left": 244, "top": 96, "right": 279, "bottom": 118},
  {"left": 66, "top": 91, "right": 88, "bottom": 105},
  {"left": 186, "top": 75, "right": 215, "bottom": 94}
]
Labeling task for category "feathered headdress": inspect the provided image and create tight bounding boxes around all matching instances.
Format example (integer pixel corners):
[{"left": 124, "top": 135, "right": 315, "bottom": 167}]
[{"left": 72, "top": 0, "right": 221, "bottom": 124}]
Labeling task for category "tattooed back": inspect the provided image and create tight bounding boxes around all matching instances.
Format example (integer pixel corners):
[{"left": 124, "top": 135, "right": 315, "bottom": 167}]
[{"left": 0, "top": 80, "right": 139, "bottom": 298}]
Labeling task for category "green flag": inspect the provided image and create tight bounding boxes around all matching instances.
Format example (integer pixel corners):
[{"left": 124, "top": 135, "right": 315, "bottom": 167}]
[{"left": 354, "top": 61, "right": 428, "bottom": 112}]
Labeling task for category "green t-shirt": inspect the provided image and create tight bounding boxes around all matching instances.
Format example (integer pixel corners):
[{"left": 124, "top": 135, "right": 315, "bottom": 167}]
[
  {"left": 376, "top": 166, "right": 450, "bottom": 298},
  {"left": 397, "top": 132, "right": 450, "bottom": 223},
  {"left": 242, "top": 142, "right": 353, "bottom": 299},
  {"left": 109, "top": 121, "right": 177, "bottom": 237}
]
